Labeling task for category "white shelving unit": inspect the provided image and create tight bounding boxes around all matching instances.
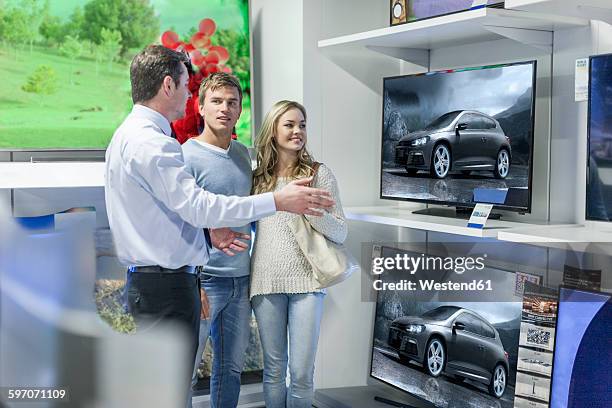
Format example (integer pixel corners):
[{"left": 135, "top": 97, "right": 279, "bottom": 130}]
[
  {"left": 498, "top": 223, "right": 612, "bottom": 243},
  {"left": 346, "top": 206, "right": 612, "bottom": 245},
  {"left": 506, "top": 0, "right": 612, "bottom": 23},
  {"left": 0, "top": 162, "right": 105, "bottom": 189},
  {"left": 318, "top": 7, "right": 587, "bottom": 64},
  {"left": 345, "top": 206, "right": 531, "bottom": 238},
  {"left": 317, "top": 4, "right": 612, "bottom": 244}
]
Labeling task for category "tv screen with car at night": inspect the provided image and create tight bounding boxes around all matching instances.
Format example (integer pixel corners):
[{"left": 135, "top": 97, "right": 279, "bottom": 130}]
[{"left": 381, "top": 61, "right": 536, "bottom": 212}]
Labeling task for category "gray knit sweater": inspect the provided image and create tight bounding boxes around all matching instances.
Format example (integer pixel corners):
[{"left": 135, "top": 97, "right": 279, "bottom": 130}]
[{"left": 250, "top": 164, "right": 348, "bottom": 298}]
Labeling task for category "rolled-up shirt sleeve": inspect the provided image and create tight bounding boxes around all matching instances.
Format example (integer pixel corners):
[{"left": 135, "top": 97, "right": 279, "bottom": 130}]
[{"left": 125, "top": 136, "right": 276, "bottom": 228}]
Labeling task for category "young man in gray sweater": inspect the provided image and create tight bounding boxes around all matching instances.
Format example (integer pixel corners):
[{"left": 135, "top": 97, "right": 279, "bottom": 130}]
[{"left": 182, "top": 73, "right": 253, "bottom": 408}]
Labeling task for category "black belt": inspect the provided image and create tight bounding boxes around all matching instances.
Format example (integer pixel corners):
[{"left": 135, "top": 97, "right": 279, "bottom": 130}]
[{"left": 131, "top": 265, "right": 196, "bottom": 274}]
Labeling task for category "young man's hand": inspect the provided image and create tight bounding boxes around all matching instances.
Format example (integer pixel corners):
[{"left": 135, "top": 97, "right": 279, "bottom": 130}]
[
  {"left": 210, "top": 228, "right": 251, "bottom": 256},
  {"left": 273, "top": 178, "right": 335, "bottom": 216}
]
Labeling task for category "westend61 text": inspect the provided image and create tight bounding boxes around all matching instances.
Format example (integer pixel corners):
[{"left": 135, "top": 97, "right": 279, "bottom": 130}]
[{"left": 373, "top": 279, "right": 493, "bottom": 292}]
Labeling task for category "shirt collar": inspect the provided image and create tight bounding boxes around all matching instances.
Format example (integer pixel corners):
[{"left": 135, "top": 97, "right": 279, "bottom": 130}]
[
  {"left": 131, "top": 104, "right": 172, "bottom": 137},
  {"left": 192, "top": 138, "right": 231, "bottom": 155}
]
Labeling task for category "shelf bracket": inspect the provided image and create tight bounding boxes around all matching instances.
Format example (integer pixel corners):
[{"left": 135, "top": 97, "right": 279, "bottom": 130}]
[
  {"left": 484, "top": 25, "right": 553, "bottom": 53},
  {"left": 365, "top": 46, "right": 430, "bottom": 68}
]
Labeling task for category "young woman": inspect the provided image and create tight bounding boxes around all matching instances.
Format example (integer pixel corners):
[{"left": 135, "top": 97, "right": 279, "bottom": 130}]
[{"left": 250, "top": 100, "right": 348, "bottom": 408}]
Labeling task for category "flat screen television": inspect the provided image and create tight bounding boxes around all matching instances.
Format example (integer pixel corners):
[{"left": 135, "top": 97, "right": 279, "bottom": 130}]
[
  {"left": 586, "top": 53, "right": 612, "bottom": 221},
  {"left": 0, "top": 0, "right": 252, "bottom": 150},
  {"left": 381, "top": 61, "right": 537, "bottom": 213},
  {"left": 370, "top": 246, "right": 523, "bottom": 408},
  {"left": 398, "top": 1, "right": 504, "bottom": 24},
  {"left": 549, "top": 287, "right": 611, "bottom": 408}
]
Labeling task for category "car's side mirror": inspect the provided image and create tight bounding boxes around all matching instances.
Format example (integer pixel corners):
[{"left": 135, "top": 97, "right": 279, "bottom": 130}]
[
  {"left": 453, "top": 322, "right": 466, "bottom": 331},
  {"left": 456, "top": 123, "right": 468, "bottom": 131}
]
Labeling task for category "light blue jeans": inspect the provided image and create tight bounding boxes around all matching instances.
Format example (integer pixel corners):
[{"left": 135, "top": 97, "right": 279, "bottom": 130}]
[
  {"left": 251, "top": 292, "right": 325, "bottom": 408},
  {"left": 191, "top": 275, "right": 252, "bottom": 408}
]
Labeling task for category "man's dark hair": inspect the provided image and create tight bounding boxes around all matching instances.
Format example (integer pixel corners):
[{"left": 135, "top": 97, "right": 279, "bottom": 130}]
[{"left": 130, "top": 45, "right": 189, "bottom": 104}]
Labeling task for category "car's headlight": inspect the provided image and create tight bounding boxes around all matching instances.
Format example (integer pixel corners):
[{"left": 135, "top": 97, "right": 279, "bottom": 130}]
[
  {"left": 411, "top": 137, "right": 429, "bottom": 146},
  {"left": 405, "top": 324, "right": 425, "bottom": 334}
]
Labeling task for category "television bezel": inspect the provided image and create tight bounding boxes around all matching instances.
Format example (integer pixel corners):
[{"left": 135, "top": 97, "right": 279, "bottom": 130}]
[
  {"left": 585, "top": 52, "right": 612, "bottom": 222},
  {"left": 379, "top": 60, "right": 538, "bottom": 213}
]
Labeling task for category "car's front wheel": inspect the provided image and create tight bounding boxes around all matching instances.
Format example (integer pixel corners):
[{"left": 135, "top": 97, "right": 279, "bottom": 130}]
[
  {"left": 494, "top": 149, "right": 510, "bottom": 179},
  {"left": 424, "top": 338, "right": 445, "bottom": 377},
  {"left": 430, "top": 144, "right": 451, "bottom": 179},
  {"left": 488, "top": 364, "right": 507, "bottom": 398}
]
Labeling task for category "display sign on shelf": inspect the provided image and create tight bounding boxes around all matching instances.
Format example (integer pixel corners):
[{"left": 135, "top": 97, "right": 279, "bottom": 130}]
[{"left": 467, "top": 203, "right": 493, "bottom": 229}]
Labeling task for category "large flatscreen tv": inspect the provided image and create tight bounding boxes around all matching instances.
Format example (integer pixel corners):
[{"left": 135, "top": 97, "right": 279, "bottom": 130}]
[
  {"left": 370, "top": 246, "right": 523, "bottom": 408},
  {"left": 550, "top": 287, "right": 611, "bottom": 408},
  {"left": 587, "top": 53, "right": 612, "bottom": 221},
  {"left": 0, "top": 0, "right": 252, "bottom": 149},
  {"left": 399, "top": 0, "right": 504, "bottom": 24},
  {"left": 381, "top": 61, "right": 537, "bottom": 213}
]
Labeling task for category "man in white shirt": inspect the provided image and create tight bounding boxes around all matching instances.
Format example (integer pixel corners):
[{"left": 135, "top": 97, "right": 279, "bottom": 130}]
[{"left": 104, "top": 45, "right": 333, "bottom": 407}]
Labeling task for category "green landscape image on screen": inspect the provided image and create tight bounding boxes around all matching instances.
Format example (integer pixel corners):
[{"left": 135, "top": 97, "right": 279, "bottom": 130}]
[{"left": 0, "top": 0, "right": 251, "bottom": 149}]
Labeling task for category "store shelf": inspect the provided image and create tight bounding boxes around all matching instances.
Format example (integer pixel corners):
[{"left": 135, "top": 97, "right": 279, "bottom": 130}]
[
  {"left": 0, "top": 162, "right": 105, "bottom": 189},
  {"left": 498, "top": 223, "right": 612, "bottom": 243},
  {"left": 318, "top": 7, "right": 587, "bottom": 62},
  {"left": 506, "top": 0, "right": 612, "bottom": 23},
  {"left": 345, "top": 206, "right": 529, "bottom": 238}
]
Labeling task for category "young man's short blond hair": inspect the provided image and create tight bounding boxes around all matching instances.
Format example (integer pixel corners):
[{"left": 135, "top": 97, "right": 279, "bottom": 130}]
[{"left": 198, "top": 72, "right": 243, "bottom": 105}]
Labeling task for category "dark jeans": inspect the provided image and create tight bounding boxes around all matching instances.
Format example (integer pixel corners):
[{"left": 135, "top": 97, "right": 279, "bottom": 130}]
[{"left": 126, "top": 270, "right": 200, "bottom": 407}]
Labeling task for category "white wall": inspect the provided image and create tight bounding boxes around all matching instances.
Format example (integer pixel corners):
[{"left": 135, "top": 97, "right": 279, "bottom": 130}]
[{"left": 251, "top": 0, "right": 304, "bottom": 132}]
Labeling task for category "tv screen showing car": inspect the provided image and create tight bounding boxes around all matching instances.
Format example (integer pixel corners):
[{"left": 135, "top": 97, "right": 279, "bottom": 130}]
[
  {"left": 587, "top": 53, "right": 612, "bottom": 221},
  {"left": 550, "top": 287, "right": 611, "bottom": 408},
  {"left": 370, "top": 246, "right": 524, "bottom": 408},
  {"left": 402, "top": 0, "right": 504, "bottom": 24},
  {"left": 381, "top": 61, "right": 536, "bottom": 212}
]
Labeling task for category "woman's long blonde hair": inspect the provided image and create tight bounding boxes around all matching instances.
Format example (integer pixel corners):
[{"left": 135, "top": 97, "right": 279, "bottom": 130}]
[{"left": 252, "top": 100, "right": 315, "bottom": 194}]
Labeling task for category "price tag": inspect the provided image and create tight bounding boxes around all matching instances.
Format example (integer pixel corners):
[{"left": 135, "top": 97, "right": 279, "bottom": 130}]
[
  {"left": 575, "top": 58, "right": 589, "bottom": 102},
  {"left": 467, "top": 203, "right": 494, "bottom": 229}
]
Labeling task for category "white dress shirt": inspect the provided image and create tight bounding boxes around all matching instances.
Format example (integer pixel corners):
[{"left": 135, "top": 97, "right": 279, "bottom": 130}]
[{"left": 104, "top": 105, "right": 276, "bottom": 269}]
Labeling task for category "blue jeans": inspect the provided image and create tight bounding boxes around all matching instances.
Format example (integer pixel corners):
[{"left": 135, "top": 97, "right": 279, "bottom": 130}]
[
  {"left": 252, "top": 293, "right": 325, "bottom": 408},
  {"left": 191, "top": 275, "right": 251, "bottom": 408}
]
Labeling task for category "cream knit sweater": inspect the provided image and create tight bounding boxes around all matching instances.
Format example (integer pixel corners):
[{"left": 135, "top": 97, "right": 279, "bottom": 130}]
[{"left": 250, "top": 164, "right": 348, "bottom": 299}]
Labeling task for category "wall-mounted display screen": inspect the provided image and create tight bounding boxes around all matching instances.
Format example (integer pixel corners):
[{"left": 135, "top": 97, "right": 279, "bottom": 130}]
[
  {"left": 370, "top": 246, "right": 523, "bottom": 408},
  {"left": 550, "top": 287, "right": 611, "bottom": 408},
  {"left": 0, "top": 0, "right": 252, "bottom": 149},
  {"left": 405, "top": 1, "right": 504, "bottom": 23},
  {"left": 381, "top": 61, "right": 536, "bottom": 212},
  {"left": 587, "top": 53, "right": 612, "bottom": 221}
]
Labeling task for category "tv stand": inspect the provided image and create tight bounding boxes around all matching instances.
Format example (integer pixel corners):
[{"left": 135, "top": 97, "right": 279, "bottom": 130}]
[
  {"left": 315, "top": 385, "right": 435, "bottom": 408},
  {"left": 412, "top": 206, "right": 502, "bottom": 220},
  {"left": 374, "top": 395, "right": 418, "bottom": 408}
]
